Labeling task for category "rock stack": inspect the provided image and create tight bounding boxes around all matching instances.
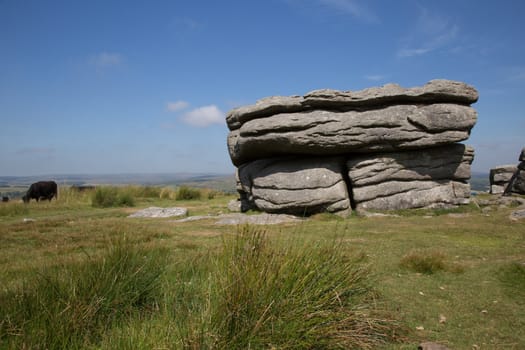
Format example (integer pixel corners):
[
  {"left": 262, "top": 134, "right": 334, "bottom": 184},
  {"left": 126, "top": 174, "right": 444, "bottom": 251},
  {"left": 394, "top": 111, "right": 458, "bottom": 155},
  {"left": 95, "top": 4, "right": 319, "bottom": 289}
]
[
  {"left": 489, "top": 147, "right": 525, "bottom": 195},
  {"left": 227, "top": 80, "right": 478, "bottom": 215}
]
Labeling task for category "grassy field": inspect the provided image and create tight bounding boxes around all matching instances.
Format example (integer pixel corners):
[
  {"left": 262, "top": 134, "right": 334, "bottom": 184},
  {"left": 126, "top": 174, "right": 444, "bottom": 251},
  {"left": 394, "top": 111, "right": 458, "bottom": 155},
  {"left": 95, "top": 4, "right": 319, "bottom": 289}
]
[{"left": 0, "top": 187, "right": 524, "bottom": 349}]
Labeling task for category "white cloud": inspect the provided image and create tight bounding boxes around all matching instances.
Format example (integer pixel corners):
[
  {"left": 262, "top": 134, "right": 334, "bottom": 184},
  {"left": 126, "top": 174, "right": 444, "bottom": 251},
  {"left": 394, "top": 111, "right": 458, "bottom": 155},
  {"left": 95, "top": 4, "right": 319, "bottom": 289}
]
[
  {"left": 90, "top": 52, "right": 123, "bottom": 69},
  {"left": 181, "top": 105, "right": 225, "bottom": 127},
  {"left": 319, "top": 0, "right": 379, "bottom": 23},
  {"left": 166, "top": 100, "right": 189, "bottom": 112},
  {"left": 397, "top": 7, "right": 459, "bottom": 58},
  {"left": 365, "top": 74, "right": 387, "bottom": 81}
]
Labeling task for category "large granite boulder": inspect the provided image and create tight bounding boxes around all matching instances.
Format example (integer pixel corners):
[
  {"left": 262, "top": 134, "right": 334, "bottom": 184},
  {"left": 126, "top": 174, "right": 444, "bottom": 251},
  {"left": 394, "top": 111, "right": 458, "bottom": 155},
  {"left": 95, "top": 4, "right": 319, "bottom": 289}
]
[
  {"left": 347, "top": 144, "right": 474, "bottom": 210},
  {"left": 237, "top": 157, "right": 350, "bottom": 215},
  {"left": 227, "top": 80, "right": 478, "bottom": 214}
]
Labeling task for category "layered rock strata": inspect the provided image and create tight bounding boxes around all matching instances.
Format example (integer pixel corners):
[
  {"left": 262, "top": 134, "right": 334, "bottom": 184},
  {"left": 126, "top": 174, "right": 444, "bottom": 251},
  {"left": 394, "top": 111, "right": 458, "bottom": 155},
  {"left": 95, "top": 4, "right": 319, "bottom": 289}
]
[
  {"left": 237, "top": 156, "right": 350, "bottom": 215},
  {"left": 347, "top": 144, "right": 474, "bottom": 210},
  {"left": 227, "top": 80, "right": 478, "bottom": 215}
]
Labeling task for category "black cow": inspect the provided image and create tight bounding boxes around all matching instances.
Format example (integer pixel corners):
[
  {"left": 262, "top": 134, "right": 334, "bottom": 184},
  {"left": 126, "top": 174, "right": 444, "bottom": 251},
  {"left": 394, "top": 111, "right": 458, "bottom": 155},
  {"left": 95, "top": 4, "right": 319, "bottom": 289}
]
[
  {"left": 1, "top": 196, "right": 8, "bottom": 202},
  {"left": 22, "top": 181, "right": 58, "bottom": 203}
]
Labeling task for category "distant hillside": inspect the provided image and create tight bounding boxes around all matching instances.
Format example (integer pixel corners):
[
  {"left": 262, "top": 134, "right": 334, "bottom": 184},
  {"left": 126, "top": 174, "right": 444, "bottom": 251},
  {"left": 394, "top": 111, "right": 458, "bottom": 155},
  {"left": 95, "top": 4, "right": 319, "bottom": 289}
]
[
  {"left": 470, "top": 172, "right": 489, "bottom": 192},
  {"left": 0, "top": 173, "right": 237, "bottom": 199}
]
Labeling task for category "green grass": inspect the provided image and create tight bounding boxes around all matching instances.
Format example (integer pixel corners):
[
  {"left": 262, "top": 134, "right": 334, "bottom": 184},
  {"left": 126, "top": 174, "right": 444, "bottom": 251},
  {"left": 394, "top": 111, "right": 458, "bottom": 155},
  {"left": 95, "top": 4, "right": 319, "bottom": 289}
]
[
  {"left": 175, "top": 186, "right": 202, "bottom": 200},
  {"left": 0, "top": 188, "right": 524, "bottom": 349},
  {"left": 92, "top": 187, "right": 136, "bottom": 208},
  {"left": 400, "top": 249, "right": 464, "bottom": 274},
  {"left": 0, "top": 239, "right": 169, "bottom": 349}
]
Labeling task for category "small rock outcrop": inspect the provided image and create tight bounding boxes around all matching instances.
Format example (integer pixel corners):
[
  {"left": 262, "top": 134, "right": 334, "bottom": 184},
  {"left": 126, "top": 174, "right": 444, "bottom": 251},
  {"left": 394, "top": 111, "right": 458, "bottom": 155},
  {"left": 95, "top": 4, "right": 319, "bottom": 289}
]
[
  {"left": 489, "top": 147, "right": 525, "bottom": 195},
  {"left": 227, "top": 80, "right": 478, "bottom": 215}
]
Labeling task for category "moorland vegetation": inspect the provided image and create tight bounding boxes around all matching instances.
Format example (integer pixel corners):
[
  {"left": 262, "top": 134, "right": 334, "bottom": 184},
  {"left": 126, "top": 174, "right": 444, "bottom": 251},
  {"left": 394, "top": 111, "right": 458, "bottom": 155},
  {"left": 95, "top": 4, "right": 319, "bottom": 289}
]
[{"left": 0, "top": 186, "right": 524, "bottom": 349}]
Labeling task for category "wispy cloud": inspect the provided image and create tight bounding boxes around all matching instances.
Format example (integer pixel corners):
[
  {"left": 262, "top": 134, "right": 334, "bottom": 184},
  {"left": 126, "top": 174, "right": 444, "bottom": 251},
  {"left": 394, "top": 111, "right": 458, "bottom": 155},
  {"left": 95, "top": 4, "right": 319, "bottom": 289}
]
[
  {"left": 181, "top": 105, "right": 225, "bottom": 127},
  {"left": 319, "top": 0, "right": 379, "bottom": 23},
  {"left": 166, "top": 100, "right": 189, "bottom": 112},
  {"left": 397, "top": 7, "right": 459, "bottom": 58},
  {"left": 89, "top": 52, "right": 123, "bottom": 69}
]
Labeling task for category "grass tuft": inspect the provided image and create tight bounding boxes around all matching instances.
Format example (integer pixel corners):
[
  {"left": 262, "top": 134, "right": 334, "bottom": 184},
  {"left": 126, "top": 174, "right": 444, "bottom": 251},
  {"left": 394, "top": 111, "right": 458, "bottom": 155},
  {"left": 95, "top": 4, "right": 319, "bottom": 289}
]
[
  {"left": 0, "top": 203, "right": 29, "bottom": 217},
  {"left": 200, "top": 226, "right": 403, "bottom": 349},
  {"left": 498, "top": 262, "right": 525, "bottom": 299},
  {"left": 175, "top": 186, "right": 201, "bottom": 200},
  {"left": 400, "top": 249, "right": 464, "bottom": 274}
]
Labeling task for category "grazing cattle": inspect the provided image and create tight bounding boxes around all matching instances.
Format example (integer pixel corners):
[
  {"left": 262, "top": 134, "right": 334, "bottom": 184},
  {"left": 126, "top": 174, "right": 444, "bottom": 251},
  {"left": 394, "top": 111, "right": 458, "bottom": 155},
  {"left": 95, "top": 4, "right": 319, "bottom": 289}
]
[
  {"left": 1, "top": 196, "right": 8, "bottom": 202},
  {"left": 22, "top": 181, "right": 58, "bottom": 203}
]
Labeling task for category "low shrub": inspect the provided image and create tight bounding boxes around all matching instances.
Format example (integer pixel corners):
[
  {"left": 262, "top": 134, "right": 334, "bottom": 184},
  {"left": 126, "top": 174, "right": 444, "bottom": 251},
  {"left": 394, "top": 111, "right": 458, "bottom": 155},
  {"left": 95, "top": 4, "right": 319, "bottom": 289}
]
[
  {"left": 159, "top": 187, "right": 176, "bottom": 200},
  {"left": 91, "top": 187, "right": 135, "bottom": 208},
  {"left": 175, "top": 186, "right": 201, "bottom": 200}
]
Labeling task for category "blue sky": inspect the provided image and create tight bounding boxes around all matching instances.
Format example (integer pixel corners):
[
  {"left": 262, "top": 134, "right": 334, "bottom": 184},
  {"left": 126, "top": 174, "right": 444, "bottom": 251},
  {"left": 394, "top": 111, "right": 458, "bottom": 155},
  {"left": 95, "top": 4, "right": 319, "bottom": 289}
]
[{"left": 1, "top": 0, "right": 524, "bottom": 176}]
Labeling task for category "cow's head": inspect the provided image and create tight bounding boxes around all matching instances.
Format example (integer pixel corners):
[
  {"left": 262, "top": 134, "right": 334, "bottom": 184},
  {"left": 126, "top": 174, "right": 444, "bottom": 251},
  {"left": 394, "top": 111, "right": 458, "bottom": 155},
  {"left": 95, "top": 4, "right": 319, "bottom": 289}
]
[{"left": 22, "top": 194, "right": 29, "bottom": 203}]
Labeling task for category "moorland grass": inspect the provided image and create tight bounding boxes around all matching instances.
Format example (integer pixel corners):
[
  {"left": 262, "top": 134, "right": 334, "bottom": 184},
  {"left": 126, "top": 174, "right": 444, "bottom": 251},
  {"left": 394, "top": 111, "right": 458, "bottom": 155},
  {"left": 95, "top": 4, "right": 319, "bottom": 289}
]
[
  {"left": 400, "top": 249, "right": 465, "bottom": 274},
  {"left": 206, "top": 226, "right": 403, "bottom": 349},
  {"left": 0, "top": 225, "right": 402, "bottom": 349},
  {"left": 1, "top": 188, "right": 524, "bottom": 349},
  {"left": 175, "top": 186, "right": 202, "bottom": 200},
  {"left": 0, "top": 239, "right": 169, "bottom": 349}
]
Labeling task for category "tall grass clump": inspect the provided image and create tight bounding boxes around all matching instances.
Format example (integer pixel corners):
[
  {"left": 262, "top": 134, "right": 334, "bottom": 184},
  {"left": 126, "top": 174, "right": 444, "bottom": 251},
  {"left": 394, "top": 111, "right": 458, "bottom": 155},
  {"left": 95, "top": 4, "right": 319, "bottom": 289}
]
[
  {"left": 0, "top": 203, "right": 29, "bottom": 217},
  {"left": 0, "top": 239, "right": 168, "bottom": 349},
  {"left": 175, "top": 186, "right": 201, "bottom": 200},
  {"left": 400, "top": 249, "right": 464, "bottom": 274},
  {"left": 91, "top": 187, "right": 135, "bottom": 208},
  {"left": 179, "top": 226, "right": 402, "bottom": 349},
  {"left": 122, "top": 185, "right": 161, "bottom": 198}
]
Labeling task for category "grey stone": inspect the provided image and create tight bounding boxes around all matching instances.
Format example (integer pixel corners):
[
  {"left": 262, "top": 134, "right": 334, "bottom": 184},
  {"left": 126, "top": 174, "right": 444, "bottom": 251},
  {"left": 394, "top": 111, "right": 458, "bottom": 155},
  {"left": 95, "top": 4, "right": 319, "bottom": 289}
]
[
  {"left": 229, "top": 104, "right": 476, "bottom": 166},
  {"left": 227, "top": 79, "right": 478, "bottom": 131},
  {"left": 490, "top": 165, "right": 517, "bottom": 184},
  {"left": 173, "top": 213, "right": 303, "bottom": 225},
  {"left": 347, "top": 144, "right": 473, "bottom": 186},
  {"left": 237, "top": 156, "right": 350, "bottom": 215},
  {"left": 510, "top": 209, "right": 525, "bottom": 220},
  {"left": 214, "top": 213, "right": 303, "bottom": 225},
  {"left": 490, "top": 164, "right": 525, "bottom": 195},
  {"left": 490, "top": 184, "right": 505, "bottom": 194},
  {"left": 418, "top": 342, "right": 450, "bottom": 350},
  {"left": 227, "top": 199, "right": 241, "bottom": 212},
  {"left": 347, "top": 145, "right": 473, "bottom": 211},
  {"left": 128, "top": 207, "right": 187, "bottom": 218}
]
